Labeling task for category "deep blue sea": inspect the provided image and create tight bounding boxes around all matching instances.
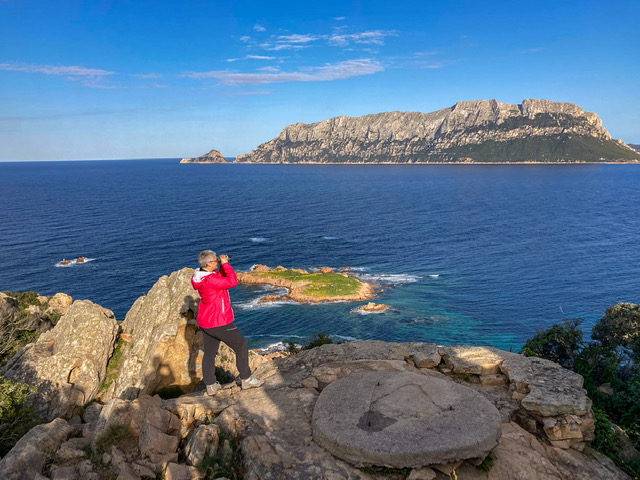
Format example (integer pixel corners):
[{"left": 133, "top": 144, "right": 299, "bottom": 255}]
[{"left": 1, "top": 159, "right": 638, "bottom": 351}]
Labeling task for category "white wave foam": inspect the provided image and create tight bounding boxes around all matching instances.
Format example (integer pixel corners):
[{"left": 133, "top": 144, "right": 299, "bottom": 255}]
[
  {"left": 333, "top": 335, "right": 359, "bottom": 341},
  {"left": 54, "top": 258, "right": 96, "bottom": 267},
  {"left": 319, "top": 236, "right": 339, "bottom": 240},
  {"left": 236, "top": 293, "right": 296, "bottom": 310},
  {"left": 249, "top": 237, "right": 267, "bottom": 243},
  {"left": 351, "top": 308, "right": 386, "bottom": 315},
  {"left": 358, "top": 273, "right": 421, "bottom": 284},
  {"left": 428, "top": 274, "right": 440, "bottom": 278}
]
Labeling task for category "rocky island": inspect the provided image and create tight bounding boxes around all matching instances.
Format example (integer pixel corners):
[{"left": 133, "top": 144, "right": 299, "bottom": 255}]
[
  {"left": 235, "top": 99, "right": 640, "bottom": 164},
  {"left": 180, "top": 149, "right": 228, "bottom": 164},
  {"left": 237, "top": 264, "right": 375, "bottom": 303}
]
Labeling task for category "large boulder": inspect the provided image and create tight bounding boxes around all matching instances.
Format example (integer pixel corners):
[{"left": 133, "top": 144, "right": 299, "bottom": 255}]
[
  {"left": 2, "top": 300, "right": 119, "bottom": 420},
  {"left": 107, "top": 268, "right": 268, "bottom": 401},
  {"left": 0, "top": 418, "right": 73, "bottom": 480}
]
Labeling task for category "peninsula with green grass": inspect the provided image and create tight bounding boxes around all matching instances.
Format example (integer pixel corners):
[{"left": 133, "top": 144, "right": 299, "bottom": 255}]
[{"left": 237, "top": 265, "right": 375, "bottom": 303}]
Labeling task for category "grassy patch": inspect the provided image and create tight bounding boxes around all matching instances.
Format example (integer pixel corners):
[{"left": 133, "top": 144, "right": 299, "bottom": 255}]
[
  {"left": 99, "top": 337, "right": 126, "bottom": 393},
  {"left": 477, "top": 451, "right": 496, "bottom": 473},
  {"left": 93, "top": 423, "right": 136, "bottom": 456},
  {"left": 251, "top": 270, "right": 362, "bottom": 298},
  {"left": 198, "top": 429, "right": 243, "bottom": 479}
]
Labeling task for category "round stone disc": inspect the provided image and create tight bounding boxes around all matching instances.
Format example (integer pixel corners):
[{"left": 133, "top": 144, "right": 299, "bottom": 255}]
[{"left": 312, "top": 371, "right": 502, "bottom": 468}]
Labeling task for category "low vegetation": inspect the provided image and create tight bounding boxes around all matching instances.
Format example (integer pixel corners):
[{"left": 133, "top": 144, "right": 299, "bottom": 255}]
[
  {"left": 251, "top": 270, "right": 363, "bottom": 298},
  {"left": 198, "top": 428, "right": 243, "bottom": 479},
  {"left": 522, "top": 302, "right": 640, "bottom": 477},
  {"left": 99, "top": 337, "right": 126, "bottom": 393},
  {"left": 287, "top": 332, "right": 335, "bottom": 354},
  {"left": 0, "top": 377, "right": 41, "bottom": 456}
]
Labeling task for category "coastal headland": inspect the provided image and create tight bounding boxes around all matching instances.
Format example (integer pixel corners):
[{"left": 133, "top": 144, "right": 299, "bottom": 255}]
[{"left": 237, "top": 264, "right": 375, "bottom": 303}]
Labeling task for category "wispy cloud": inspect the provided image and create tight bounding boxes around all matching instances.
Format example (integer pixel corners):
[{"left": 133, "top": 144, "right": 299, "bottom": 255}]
[
  {"left": 245, "top": 55, "right": 276, "bottom": 60},
  {"left": 334, "top": 16, "right": 346, "bottom": 21},
  {"left": 0, "top": 62, "right": 115, "bottom": 87},
  {"left": 260, "top": 43, "right": 309, "bottom": 51},
  {"left": 254, "top": 24, "right": 266, "bottom": 32},
  {"left": 0, "top": 63, "right": 114, "bottom": 77},
  {"left": 182, "top": 59, "right": 384, "bottom": 85},
  {"left": 521, "top": 47, "right": 543, "bottom": 54},
  {"left": 276, "top": 33, "right": 321, "bottom": 44},
  {"left": 328, "top": 30, "right": 396, "bottom": 47}
]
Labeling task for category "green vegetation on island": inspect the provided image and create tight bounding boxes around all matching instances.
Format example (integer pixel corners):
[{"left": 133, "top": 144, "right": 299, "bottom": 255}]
[{"left": 237, "top": 266, "right": 374, "bottom": 302}]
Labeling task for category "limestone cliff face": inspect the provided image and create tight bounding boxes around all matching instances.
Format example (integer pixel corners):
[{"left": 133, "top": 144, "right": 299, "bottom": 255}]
[
  {"left": 236, "top": 99, "right": 640, "bottom": 163},
  {"left": 180, "top": 149, "right": 228, "bottom": 164}
]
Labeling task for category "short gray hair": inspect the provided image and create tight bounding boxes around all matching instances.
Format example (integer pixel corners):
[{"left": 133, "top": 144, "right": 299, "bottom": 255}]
[{"left": 199, "top": 250, "right": 217, "bottom": 268}]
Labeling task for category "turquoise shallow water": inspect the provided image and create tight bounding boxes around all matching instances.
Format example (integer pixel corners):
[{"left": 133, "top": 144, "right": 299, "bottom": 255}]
[{"left": 1, "top": 159, "right": 639, "bottom": 351}]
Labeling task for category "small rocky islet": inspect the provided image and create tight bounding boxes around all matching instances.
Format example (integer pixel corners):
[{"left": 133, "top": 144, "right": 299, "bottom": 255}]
[
  {"left": 237, "top": 264, "right": 375, "bottom": 304},
  {"left": 0, "top": 269, "right": 632, "bottom": 479}
]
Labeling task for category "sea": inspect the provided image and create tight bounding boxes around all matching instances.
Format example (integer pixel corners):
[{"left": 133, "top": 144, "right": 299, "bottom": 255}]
[{"left": 1, "top": 159, "right": 638, "bottom": 352}]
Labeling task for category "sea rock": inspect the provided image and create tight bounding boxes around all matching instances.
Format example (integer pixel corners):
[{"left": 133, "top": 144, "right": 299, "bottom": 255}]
[
  {"left": 235, "top": 99, "right": 640, "bottom": 164},
  {"left": 0, "top": 418, "right": 73, "bottom": 480},
  {"left": 180, "top": 149, "right": 227, "bottom": 164},
  {"left": 2, "top": 300, "right": 119, "bottom": 420},
  {"left": 0, "top": 292, "right": 19, "bottom": 310},
  {"left": 107, "top": 268, "right": 269, "bottom": 400},
  {"left": 353, "top": 302, "right": 391, "bottom": 313}
]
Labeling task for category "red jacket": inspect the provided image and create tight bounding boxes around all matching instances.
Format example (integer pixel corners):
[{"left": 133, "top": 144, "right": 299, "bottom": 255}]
[{"left": 191, "top": 263, "right": 238, "bottom": 328}]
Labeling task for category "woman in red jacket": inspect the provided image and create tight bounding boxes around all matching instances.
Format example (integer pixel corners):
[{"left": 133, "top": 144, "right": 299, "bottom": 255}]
[{"left": 191, "top": 250, "right": 264, "bottom": 395}]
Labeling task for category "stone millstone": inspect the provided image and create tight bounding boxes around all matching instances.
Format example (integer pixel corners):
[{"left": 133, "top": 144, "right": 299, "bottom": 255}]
[{"left": 312, "top": 371, "right": 502, "bottom": 468}]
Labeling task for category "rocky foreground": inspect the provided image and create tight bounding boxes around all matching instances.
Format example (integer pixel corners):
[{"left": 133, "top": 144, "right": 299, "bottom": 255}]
[
  {"left": 0, "top": 269, "right": 631, "bottom": 479},
  {"left": 234, "top": 99, "right": 640, "bottom": 164}
]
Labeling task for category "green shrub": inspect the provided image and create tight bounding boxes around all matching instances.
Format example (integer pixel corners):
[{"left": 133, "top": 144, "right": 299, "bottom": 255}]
[
  {"left": 0, "top": 377, "right": 41, "bottom": 456},
  {"left": 2, "top": 291, "right": 46, "bottom": 312},
  {"left": 521, "top": 318, "right": 584, "bottom": 369},
  {"left": 304, "top": 333, "right": 334, "bottom": 350},
  {"left": 522, "top": 305, "right": 640, "bottom": 474}
]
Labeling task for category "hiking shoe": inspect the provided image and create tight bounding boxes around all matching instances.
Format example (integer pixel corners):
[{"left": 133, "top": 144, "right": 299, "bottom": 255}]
[
  {"left": 206, "top": 382, "right": 221, "bottom": 396},
  {"left": 241, "top": 376, "right": 265, "bottom": 390}
]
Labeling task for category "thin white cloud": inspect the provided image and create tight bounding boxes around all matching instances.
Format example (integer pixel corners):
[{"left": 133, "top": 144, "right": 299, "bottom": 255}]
[
  {"left": 260, "top": 43, "right": 309, "bottom": 51},
  {"left": 276, "top": 33, "right": 322, "bottom": 44},
  {"left": 254, "top": 24, "right": 266, "bottom": 32},
  {"left": 240, "top": 36, "right": 252, "bottom": 42},
  {"left": 0, "top": 62, "right": 115, "bottom": 88},
  {"left": 182, "top": 59, "right": 383, "bottom": 85},
  {"left": 257, "top": 66, "right": 280, "bottom": 72},
  {"left": 334, "top": 16, "right": 346, "bottom": 21},
  {"left": 245, "top": 55, "right": 276, "bottom": 60},
  {"left": 328, "top": 30, "right": 396, "bottom": 47},
  {"left": 0, "top": 63, "right": 114, "bottom": 77}
]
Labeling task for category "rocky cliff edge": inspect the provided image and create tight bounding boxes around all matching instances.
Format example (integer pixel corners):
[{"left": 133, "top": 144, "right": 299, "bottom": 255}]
[{"left": 0, "top": 270, "right": 631, "bottom": 480}]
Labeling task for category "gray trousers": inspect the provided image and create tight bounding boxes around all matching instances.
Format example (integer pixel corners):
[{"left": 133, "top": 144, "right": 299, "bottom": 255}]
[{"left": 201, "top": 322, "right": 251, "bottom": 385}]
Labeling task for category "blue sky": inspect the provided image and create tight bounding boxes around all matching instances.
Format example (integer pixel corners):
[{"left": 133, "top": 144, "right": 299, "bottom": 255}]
[{"left": 1, "top": 0, "right": 638, "bottom": 161}]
